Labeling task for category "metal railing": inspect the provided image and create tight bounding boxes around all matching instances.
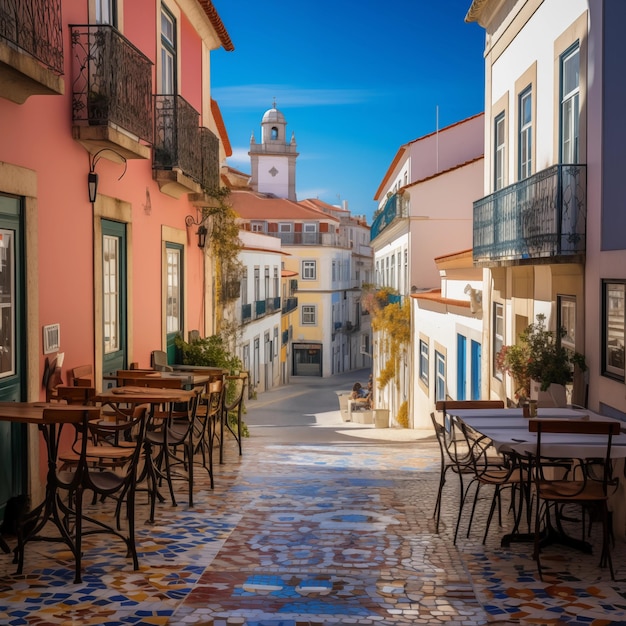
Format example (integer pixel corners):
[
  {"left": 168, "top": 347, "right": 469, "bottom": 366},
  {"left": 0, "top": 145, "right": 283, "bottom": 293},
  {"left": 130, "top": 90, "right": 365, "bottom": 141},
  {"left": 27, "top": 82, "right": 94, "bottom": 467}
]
[
  {"left": 473, "top": 164, "right": 586, "bottom": 264},
  {"left": 370, "top": 193, "right": 407, "bottom": 241},
  {"left": 266, "top": 297, "right": 281, "bottom": 313},
  {"left": 241, "top": 303, "right": 252, "bottom": 324},
  {"left": 200, "top": 126, "right": 220, "bottom": 193},
  {"left": 282, "top": 297, "right": 298, "bottom": 314},
  {"left": 70, "top": 25, "right": 152, "bottom": 142},
  {"left": 153, "top": 94, "right": 202, "bottom": 184},
  {"left": 265, "top": 232, "right": 338, "bottom": 246},
  {"left": 255, "top": 300, "right": 266, "bottom": 317},
  {"left": 1, "top": 0, "right": 63, "bottom": 74}
]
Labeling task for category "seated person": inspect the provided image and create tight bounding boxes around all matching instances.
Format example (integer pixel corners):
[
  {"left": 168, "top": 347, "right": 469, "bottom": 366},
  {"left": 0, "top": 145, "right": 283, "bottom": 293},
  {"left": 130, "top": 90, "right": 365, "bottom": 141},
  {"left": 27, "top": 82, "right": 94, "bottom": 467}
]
[{"left": 350, "top": 382, "right": 370, "bottom": 409}]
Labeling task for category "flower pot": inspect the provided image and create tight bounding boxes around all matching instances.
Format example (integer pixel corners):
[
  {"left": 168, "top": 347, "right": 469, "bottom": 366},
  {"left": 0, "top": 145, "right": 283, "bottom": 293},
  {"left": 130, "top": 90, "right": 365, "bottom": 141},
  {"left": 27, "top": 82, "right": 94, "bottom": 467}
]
[
  {"left": 374, "top": 409, "right": 389, "bottom": 429},
  {"left": 530, "top": 379, "right": 567, "bottom": 408}
]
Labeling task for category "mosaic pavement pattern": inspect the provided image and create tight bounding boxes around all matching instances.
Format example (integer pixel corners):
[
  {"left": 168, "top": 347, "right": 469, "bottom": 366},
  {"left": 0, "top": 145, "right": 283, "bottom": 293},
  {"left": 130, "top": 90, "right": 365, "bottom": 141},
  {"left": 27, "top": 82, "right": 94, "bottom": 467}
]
[{"left": 1, "top": 421, "right": 626, "bottom": 625}]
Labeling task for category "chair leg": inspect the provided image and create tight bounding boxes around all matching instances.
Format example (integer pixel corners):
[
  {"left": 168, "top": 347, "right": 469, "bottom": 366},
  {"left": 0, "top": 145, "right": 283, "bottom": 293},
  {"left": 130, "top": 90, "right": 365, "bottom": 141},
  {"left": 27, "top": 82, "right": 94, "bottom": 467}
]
[{"left": 433, "top": 469, "right": 446, "bottom": 532}]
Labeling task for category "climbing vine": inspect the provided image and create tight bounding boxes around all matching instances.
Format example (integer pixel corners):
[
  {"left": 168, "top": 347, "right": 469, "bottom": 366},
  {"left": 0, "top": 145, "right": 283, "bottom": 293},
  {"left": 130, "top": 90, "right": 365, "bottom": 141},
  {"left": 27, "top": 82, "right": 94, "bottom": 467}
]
[
  {"left": 201, "top": 187, "right": 243, "bottom": 334},
  {"left": 362, "top": 285, "right": 410, "bottom": 391}
]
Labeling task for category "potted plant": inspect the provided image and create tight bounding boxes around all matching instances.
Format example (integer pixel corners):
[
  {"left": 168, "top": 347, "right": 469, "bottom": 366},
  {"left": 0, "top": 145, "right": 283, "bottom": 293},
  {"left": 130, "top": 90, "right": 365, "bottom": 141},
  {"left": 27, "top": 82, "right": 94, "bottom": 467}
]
[{"left": 497, "top": 314, "right": 586, "bottom": 407}]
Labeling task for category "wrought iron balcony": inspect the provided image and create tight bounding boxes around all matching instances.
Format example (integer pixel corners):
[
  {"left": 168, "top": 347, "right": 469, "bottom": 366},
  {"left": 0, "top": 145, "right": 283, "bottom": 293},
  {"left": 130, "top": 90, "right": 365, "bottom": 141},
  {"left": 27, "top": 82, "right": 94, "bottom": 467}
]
[
  {"left": 0, "top": 0, "right": 64, "bottom": 103},
  {"left": 200, "top": 127, "right": 220, "bottom": 192},
  {"left": 190, "top": 127, "right": 221, "bottom": 207},
  {"left": 153, "top": 94, "right": 202, "bottom": 196},
  {"left": 370, "top": 193, "right": 408, "bottom": 241},
  {"left": 70, "top": 25, "right": 152, "bottom": 158},
  {"left": 266, "top": 232, "right": 338, "bottom": 246},
  {"left": 255, "top": 300, "right": 266, "bottom": 317},
  {"left": 282, "top": 297, "right": 298, "bottom": 315},
  {"left": 266, "top": 297, "right": 281, "bottom": 313},
  {"left": 473, "top": 164, "right": 586, "bottom": 265},
  {"left": 241, "top": 303, "right": 252, "bottom": 324}
]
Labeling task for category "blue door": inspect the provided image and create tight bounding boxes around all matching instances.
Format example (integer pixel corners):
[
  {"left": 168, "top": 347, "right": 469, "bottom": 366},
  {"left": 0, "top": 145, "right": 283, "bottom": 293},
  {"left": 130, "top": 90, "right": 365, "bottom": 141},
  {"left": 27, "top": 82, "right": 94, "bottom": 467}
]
[
  {"left": 457, "top": 334, "right": 467, "bottom": 400},
  {"left": 471, "top": 340, "right": 482, "bottom": 400},
  {"left": 0, "top": 195, "right": 26, "bottom": 522}
]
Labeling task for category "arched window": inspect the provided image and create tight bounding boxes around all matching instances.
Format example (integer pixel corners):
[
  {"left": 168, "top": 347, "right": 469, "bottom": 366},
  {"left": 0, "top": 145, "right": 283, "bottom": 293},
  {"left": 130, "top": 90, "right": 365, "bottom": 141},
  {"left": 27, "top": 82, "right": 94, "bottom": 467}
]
[{"left": 271, "top": 127, "right": 278, "bottom": 140}]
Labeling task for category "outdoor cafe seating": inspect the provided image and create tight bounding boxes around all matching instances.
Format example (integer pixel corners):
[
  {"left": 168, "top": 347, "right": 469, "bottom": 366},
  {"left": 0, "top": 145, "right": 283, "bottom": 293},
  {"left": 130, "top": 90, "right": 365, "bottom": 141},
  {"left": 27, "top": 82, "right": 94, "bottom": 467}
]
[{"left": 439, "top": 401, "right": 626, "bottom": 579}]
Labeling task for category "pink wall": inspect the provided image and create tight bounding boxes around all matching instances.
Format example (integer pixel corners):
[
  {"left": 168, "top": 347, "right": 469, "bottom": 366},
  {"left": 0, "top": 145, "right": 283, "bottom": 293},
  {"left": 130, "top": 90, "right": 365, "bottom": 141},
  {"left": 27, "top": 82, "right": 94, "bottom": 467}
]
[{"left": 0, "top": 0, "right": 212, "bottom": 390}]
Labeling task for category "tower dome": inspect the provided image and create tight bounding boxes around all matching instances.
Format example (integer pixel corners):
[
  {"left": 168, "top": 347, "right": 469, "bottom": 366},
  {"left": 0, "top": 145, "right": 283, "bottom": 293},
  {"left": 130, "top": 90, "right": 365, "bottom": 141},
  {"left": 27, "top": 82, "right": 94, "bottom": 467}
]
[{"left": 261, "top": 107, "right": 286, "bottom": 125}]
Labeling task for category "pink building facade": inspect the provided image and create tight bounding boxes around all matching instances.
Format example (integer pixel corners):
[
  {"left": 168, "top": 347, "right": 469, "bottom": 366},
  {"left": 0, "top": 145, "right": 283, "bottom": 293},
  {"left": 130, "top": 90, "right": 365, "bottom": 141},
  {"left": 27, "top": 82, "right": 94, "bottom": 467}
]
[{"left": 0, "top": 0, "right": 233, "bottom": 510}]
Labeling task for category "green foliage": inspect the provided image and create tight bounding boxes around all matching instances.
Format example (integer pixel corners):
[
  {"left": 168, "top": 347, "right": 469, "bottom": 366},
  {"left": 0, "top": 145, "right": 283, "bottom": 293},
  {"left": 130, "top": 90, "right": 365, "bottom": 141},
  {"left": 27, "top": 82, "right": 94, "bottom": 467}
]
[
  {"left": 396, "top": 400, "right": 409, "bottom": 428},
  {"left": 497, "top": 314, "right": 587, "bottom": 395},
  {"left": 363, "top": 287, "right": 410, "bottom": 391},
  {"left": 175, "top": 334, "right": 242, "bottom": 372}
]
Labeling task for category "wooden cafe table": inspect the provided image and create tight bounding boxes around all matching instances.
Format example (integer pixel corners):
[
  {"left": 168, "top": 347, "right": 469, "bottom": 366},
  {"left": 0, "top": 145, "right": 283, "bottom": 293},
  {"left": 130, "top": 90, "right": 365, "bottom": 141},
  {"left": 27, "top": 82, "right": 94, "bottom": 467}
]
[
  {"left": 95, "top": 386, "right": 196, "bottom": 523},
  {"left": 0, "top": 402, "right": 102, "bottom": 583}
]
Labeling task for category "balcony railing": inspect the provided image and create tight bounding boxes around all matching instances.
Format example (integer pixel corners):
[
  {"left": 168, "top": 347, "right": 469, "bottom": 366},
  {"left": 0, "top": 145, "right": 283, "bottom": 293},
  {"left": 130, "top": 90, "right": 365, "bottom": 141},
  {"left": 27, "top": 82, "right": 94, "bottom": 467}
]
[
  {"left": 266, "top": 232, "right": 338, "bottom": 246},
  {"left": 200, "top": 126, "right": 220, "bottom": 192},
  {"left": 1, "top": 0, "right": 64, "bottom": 74},
  {"left": 282, "top": 297, "right": 298, "bottom": 315},
  {"left": 266, "top": 297, "right": 281, "bottom": 313},
  {"left": 241, "top": 303, "right": 252, "bottom": 324},
  {"left": 70, "top": 25, "right": 152, "bottom": 143},
  {"left": 153, "top": 94, "right": 202, "bottom": 184},
  {"left": 255, "top": 300, "right": 266, "bottom": 317},
  {"left": 370, "top": 193, "right": 407, "bottom": 241},
  {"left": 473, "top": 164, "right": 586, "bottom": 265}
]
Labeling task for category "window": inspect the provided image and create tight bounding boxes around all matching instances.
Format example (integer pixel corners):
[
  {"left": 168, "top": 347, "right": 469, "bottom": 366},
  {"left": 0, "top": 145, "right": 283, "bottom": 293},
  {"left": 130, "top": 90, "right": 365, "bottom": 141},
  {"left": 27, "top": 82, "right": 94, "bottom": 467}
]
[
  {"left": 165, "top": 246, "right": 182, "bottom": 334},
  {"left": 251, "top": 221, "right": 266, "bottom": 233},
  {"left": 241, "top": 268, "right": 248, "bottom": 305},
  {"left": 302, "top": 224, "right": 317, "bottom": 244},
  {"left": 271, "top": 127, "right": 278, "bottom": 140},
  {"left": 273, "top": 267, "right": 279, "bottom": 298},
  {"left": 302, "top": 305, "right": 316, "bottom": 325},
  {"left": 278, "top": 223, "right": 292, "bottom": 233},
  {"left": 493, "top": 302, "right": 504, "bottom": 379},
  {"left": 103, "top": 234, "right": 121, "bottom": 353},
  {"left": 332, "top": 260, "right": 336, "bottom": 283},
  {"left": 435, "top": 351, "right": 446, "bottom": 402},
  {"left": 264, "top": 266, "right": 269, "bottom": 300},
  {"left": 390, "top": 254, "right": 395, "bottom": 288},
  {"left": 603, "top": 280, "right": 625, "bottom": 380},
  {"left": 560, "top": 44, "right": 580, "bottom": 164},
  {"left": 419, "top": 339, "right": 429, "bottom": 386},
  {"left": 494, "top": 112, "right": 506, "bottom": 190},
  {"left": 558, "top": 295, "right": 576, "bottom": 352},
  {"left": 254, "top": 266, "right": 260, "bottom": 301},
  {"left": 95, "top": 0, "right": 117, "bottom": 26},
  {"left": 160, "top": 5, "right": 176, "bottom": 95},
  {"left": 302, "top": 260, "right": 316, "bottom": 280},
  {"left": 519, "top": 87, "right": 532, "bottom": 180},
  {"left": 0, "top": 228, "right": 15, "bottom": 377}
]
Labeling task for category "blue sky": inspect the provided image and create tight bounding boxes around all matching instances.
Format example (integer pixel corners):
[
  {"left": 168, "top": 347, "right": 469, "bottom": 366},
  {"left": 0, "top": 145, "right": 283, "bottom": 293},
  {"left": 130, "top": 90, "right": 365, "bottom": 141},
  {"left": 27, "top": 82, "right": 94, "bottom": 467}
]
[{"left": 211, "top": 0, "right": 485, "bottom": 222}]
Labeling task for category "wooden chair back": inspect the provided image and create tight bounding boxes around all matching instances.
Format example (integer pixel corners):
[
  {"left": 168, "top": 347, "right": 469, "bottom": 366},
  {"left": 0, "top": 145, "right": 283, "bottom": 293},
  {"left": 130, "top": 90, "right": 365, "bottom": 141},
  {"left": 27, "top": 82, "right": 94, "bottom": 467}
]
[
  {"left": 54, "top": 385, "right": 96, "bottom": 405},
  {"left": 70, "top": 364, "right": 94, "bottom": 387},
  {"left": 435, "top": 400, "right": 505, "bottom": 413}
]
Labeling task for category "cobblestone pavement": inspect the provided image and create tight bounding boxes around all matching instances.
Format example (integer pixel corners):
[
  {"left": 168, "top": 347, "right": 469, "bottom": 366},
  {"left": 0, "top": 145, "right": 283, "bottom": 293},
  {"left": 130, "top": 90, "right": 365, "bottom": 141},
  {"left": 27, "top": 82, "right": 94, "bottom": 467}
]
[{"left": 1, "top": 377, "right": 626, "bottom": 625}]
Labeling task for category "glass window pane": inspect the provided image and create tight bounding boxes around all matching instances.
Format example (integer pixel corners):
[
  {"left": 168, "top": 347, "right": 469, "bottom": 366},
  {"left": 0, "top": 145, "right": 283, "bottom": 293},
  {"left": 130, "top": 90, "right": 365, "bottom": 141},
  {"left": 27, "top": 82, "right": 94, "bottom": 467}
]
[
  {"left": 605, "top": 283, "right": 625, "bottom": 377},
  {"left": 0, "top": 230, "right": 15, "bottom": 377},
  {"left": 103, "top": 235, "right": 120, "bottom": 354},
  {"left": 166, "top": 248, "right": 182, "bottom": 334}
]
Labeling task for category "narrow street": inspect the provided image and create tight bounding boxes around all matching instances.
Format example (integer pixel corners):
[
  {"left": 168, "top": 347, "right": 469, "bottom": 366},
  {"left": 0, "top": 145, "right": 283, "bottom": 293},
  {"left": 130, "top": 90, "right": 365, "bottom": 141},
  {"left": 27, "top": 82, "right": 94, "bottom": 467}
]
[{"left": 1, "top": 370, "right": 625, "bottom": 625}]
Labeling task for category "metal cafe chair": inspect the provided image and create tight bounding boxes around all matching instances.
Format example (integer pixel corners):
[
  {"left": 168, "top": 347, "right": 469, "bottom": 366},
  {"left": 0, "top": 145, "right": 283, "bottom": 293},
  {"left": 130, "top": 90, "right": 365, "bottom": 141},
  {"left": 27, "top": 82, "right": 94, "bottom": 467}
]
[{"left": 528, "top": 418, "right": 621, "bottom": 580}]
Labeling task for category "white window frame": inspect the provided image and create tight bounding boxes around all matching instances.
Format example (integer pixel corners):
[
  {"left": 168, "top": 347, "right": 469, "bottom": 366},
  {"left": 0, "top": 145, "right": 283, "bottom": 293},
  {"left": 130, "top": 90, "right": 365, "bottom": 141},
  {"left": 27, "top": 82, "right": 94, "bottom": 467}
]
[
  {"left": 519, "top": 87, "right": 532, "bottom": 180},
  {"left": 560, "top": 44, "right": 580, "bottom": 164},
  {"left": 494, "top": 112, "right": 506, "bottom": 191},
  {"left": 302, "top": 260, "right": 316, "bottom": 280},
  {"left": 419, "top": 339, "right": 429, "bottom": 386},
  {"left": 301, "top": 304, "right": 317, "bottom": 325},
  {"left": 493, "top": 302, "right": 504, "bottom": 380}
]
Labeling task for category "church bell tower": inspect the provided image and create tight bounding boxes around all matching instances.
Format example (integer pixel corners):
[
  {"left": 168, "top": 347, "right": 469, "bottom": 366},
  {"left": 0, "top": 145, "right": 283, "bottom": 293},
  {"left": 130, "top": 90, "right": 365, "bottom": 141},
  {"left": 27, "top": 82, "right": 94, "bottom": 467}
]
[{"left": 249, "top": 102, "right": 298, "bottom": 200}]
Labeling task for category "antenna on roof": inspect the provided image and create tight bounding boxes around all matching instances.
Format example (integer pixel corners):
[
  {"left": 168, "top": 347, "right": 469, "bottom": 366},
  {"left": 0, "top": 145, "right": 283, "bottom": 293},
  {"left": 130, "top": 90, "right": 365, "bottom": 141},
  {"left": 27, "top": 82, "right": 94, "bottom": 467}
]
[{"left": 436, "top": 105, "right": 439, "bottom": 173}]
